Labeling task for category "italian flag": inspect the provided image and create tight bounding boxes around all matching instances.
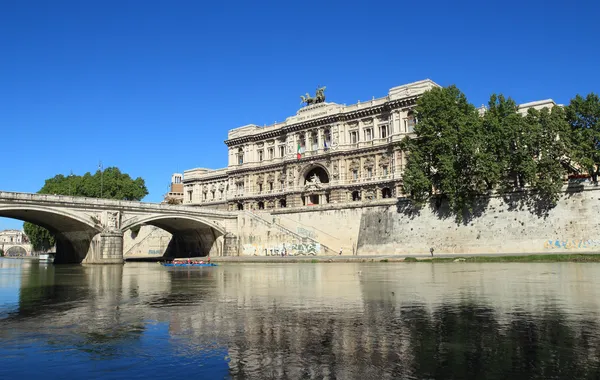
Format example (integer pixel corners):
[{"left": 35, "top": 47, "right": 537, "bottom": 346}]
[{"left": 297, "top": 142, "right": 302, "bottom": 159}]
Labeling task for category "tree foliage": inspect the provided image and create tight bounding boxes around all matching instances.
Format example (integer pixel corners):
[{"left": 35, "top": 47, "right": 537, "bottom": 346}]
[
  {"left": 566, "top": 93, "right": 600, "bottom": 181},
  {"left": 24, "top": 167, "right": 148, "bottom": 252},
  {"left": 402, "top": 85, "right": 596, "bottom": 222}
]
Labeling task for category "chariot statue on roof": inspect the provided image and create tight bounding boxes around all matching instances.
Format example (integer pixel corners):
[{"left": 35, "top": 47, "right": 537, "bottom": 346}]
[{"left": 300, "top": 86, "right": 327, "bottom": 107}]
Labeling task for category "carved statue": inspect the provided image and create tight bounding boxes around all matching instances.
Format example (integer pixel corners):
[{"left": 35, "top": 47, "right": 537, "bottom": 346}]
[
  {"left": 300, "top": 86, "right": 327, "bottom": 107},
  {"left": 300, "top": 93, "right": 315, "bottom": 106},
  {"left": 308, "top": 173, "right": 321, "bottom": 185},
  {"left": 315, "top": 86, "right": 326, "bottom": 103}
]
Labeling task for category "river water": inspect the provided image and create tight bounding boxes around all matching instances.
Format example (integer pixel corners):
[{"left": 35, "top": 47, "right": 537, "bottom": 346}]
[{"left": 1, "top": 258, "right": 600, "bottom": 379}]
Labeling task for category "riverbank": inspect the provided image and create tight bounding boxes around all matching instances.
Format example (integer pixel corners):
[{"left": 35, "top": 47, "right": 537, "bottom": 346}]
[{"left": 209, "top": 253, "right": 600, "bottom": 263}]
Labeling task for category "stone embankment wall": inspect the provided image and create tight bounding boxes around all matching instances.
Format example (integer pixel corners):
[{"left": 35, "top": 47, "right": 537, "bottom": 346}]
[
  {"left": 123, "top": 184, "right": 600, "bottom": 257},
  {"left": 358, "top": 184, "right": 600, "bottom": 255},
  {"left": 236, "top": 211, "right": 336, "bottom": 256},
  {"left": 267, "top": 184, "right": 600, "bottom": 256},
  {"left": 123, "top": 226, "right": 172, "bottom": 259}
]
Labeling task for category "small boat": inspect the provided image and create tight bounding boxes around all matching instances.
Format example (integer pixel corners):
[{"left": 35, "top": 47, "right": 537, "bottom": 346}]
[
  {"left": 161, "top": 262, "right": 218, "bottom": 267},
  {"left": 39, "top": 253, "right": 55, "bottom": 263}
]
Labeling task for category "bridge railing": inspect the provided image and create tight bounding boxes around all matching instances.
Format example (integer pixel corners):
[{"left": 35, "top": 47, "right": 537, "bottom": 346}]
[{"left": 0, "top": 191, "right": 237, "bottom": 217}]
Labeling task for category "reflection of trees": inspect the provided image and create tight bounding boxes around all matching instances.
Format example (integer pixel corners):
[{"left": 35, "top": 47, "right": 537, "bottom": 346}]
[
  {"left": 8, "top": 264, "right": 147, "bottom": 358},
  {"left": 225, "top": 301, "right": 600, "bottom": 379}
]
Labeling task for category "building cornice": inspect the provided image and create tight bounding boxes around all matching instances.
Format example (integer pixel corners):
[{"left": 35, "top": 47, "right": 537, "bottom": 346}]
[{"left": 224, "top": 97, "right": 419, "bottom": 147}]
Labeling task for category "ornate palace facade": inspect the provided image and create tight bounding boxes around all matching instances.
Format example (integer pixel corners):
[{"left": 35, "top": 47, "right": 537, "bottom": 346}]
[{"left": 183, "top": 79, "right": 437, "bottom": 210}]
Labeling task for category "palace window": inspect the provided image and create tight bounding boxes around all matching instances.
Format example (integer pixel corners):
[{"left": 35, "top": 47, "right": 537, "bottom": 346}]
[
  {"left": 352, "top": 169, "right": 358, "bottom": 180},
  {"left": 350, "top": 131, "right": 358, "bottom": 144},
  {"left": 311, "top": 132, "right": 318, "bottom": 151},
  {"left": 268, "top": 148, "right": 274, "bottom": 160},
  {"left": 367, "top": 168, "right": 373, "bottom": 178},
  {"left": 405, "top": 112, "right": 416, "bottom": 133},
  {"left": 324, "top": 128, "right": 331, "bottom": 148},
  {"left": 187, "top": 191, "right": 193, "bottom": 202},
  {"left": 236, "top": 183, "right": 244, "bottom": 193},
  {"left": 380, "top": 125, "right": 388, "bottom": 138},
  {"left": 352, "top": 191, "right": 361, "bottom": 201},
  {"left": 219, "top": 189, "right": 224, "bottom": 199},
  {"left": 203, "top": 192, "right": 207, "bottom": 201},
  {"left": 237, "top": 148, "right": 244, "bottom": 165},
  {"left": 258, "top": 183, "right": 263, "bottom": 193},
  {"left": 382, "top": 165, "right": 389, "bottom": 176},
  {"left": 365, "top": 128, "right": 372, "bottom": 141},
  {"left": 382, "top": 187, "right": 392, "bottom": 198},
  {"left": 279, "top": 145, "right": 285, "bottom": 157},
  {"left": 269, "top": 182, "right": 273, "bottom": 191},
  {"left": 258, "top": 150, "right": 264, "bottom": 161}
]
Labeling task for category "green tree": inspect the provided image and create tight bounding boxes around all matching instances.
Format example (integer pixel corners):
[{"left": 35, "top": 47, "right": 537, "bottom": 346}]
[
  {"left": 525, "top": 106, "right": 572, "bottom": 205},
  {"left": 402, "top": 85, "right": 492, "bottom": 220},
  {"left": 481, "top": 94, "right": 536, "bottom": 190},
  {"left": 24, "top": 167, "right": 148, "bottom": 251},
  {"left": 566, "top": 93, "right": 600, "bottom": 181},
  {"left": 0, "top": 248, "right": 4, "bottom": 257}
]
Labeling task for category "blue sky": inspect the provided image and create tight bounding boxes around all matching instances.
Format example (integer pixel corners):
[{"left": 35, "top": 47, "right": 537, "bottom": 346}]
[{"left": 1, "top": 0, "right": 598, "bottom": 230}]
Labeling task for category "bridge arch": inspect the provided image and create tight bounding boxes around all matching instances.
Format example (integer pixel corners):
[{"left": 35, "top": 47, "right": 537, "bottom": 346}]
[
  {"left": 121, "top": 214, "right": 226, "bottom": 235},
  {"left": 0, "top": 205, "right": 102, "bottom": 263},
  {"left": 5, "top": 246, "right": 27, "bottom": 257},
  {"left": 122, "top": 214, "right": 227, "bottom": 258}
]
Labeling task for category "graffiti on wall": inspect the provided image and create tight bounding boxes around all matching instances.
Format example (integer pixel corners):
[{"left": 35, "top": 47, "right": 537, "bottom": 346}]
[
  {"left": 296, "top": 227, "right": 317, "bottom": 239},
  {"left": 544, "top": 239, "right": 600, "bottom": 250},
  {"left": 242, "top": 242, "right": 321, "bottom": 256}
]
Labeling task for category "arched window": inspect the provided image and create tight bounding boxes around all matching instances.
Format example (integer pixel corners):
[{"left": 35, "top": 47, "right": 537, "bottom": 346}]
[
  {"left": 237, "top": 203, "right": 244, "bottom": 210},
  {"left": 257, "top": 201, "right": 265, "bottom": 210},
  {"left": 352, "top": 191, "right": 361, "bottom": 201},
  {"left": 237, "top": 148, "right": 244, "bottom": 165}
]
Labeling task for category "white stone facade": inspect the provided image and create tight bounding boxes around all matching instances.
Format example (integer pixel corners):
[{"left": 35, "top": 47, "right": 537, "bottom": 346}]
[
  {"left": 0, "top": 229, "right": 27, "bottom": 244},
  {"left": 183, "top": 79, "right": 440, "bottom": 211}
]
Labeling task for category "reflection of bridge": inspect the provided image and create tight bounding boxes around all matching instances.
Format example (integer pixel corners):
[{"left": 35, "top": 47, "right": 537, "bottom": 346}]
[{"left": 0, "top": 191, "right": 239, "bottom": 264}]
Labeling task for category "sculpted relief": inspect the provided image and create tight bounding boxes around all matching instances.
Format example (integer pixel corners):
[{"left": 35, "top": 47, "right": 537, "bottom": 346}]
[{"left": 105, "top": 211, "right": 120, "bottom": 232}]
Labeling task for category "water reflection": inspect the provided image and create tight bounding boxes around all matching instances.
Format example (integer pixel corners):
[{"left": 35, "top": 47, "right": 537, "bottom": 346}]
[{"left": 1, "top": 260, "right": 600, "bottom": 379}]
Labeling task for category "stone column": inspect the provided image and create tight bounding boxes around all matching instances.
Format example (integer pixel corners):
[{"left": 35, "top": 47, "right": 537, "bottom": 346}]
[{"left": 317, "top": 128, "right": 324, "bottom": 153}]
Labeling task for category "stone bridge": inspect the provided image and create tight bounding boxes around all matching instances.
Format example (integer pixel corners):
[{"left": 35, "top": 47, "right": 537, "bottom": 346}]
[{"left": 0, "top": 191, "right": 239, "bottom": 264}]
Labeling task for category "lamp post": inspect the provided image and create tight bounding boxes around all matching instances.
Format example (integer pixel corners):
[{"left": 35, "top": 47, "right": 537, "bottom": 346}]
[
  {"left": 99, "top": 161, "right": 104, "bottom": 198},
  {"left": 69, "top": 170, "right": 74, "bottom": 196}
]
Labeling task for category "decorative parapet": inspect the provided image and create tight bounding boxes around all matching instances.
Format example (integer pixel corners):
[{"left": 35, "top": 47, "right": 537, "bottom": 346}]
[{"left": 224, "top": 79, "right": 440, "bottom": 146}]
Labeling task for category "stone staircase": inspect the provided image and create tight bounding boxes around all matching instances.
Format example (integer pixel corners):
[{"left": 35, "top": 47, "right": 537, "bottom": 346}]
[
  {"left": 123, "top": 226, "right": 168, "bottom": 256},
  {"left": 243, "top": 211, "right": 337, "bottom": 255}
]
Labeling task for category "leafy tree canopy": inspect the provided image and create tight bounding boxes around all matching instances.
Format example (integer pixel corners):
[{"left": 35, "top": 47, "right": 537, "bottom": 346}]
[
  {"left": 566, "top": 93, "right": 600, "bottom": 180},
  {"left": 401, "top": 85, "right": 593, "bottom": 222},
  {"left": 24, "top": 167, "right": 148, "bottom": 251}
]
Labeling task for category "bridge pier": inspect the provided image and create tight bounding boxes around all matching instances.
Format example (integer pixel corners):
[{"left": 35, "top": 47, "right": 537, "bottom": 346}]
[
  {"left": 223, "top": 233, "right": 239, "bottom": 256},
  {"left": 82, "top": 231, "right": 124, "bottom": 264},
  {"left": 98, "top": 231, "right": 124, "bottom": 264}
]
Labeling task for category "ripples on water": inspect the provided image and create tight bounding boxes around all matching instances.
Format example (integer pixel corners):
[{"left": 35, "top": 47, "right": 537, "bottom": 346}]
[{"left": 1, "top": 258, "right": 600, "bottom": 379}]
